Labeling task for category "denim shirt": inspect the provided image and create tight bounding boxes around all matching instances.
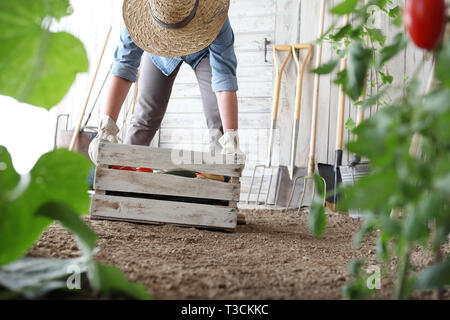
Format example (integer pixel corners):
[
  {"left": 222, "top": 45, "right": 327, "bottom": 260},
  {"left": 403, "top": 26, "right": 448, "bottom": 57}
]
[{"left": 111, "top": 17, "right": 238, "bottom": 92}]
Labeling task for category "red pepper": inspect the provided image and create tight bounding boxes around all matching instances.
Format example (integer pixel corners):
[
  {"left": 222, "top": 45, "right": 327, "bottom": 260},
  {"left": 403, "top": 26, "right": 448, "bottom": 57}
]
[
  {"left": 136, "top": 167, "right": 153, "bottom": 173},
  {"left": 111, "top": 166, "right": 136, "bottom": 171}
]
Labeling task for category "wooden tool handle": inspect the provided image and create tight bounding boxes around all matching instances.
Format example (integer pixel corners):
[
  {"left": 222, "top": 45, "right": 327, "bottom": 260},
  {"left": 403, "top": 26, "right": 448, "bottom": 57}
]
[
  {"left": 69, "top": 26, "right": 112, "bottom": 151},
  {"left": 292, "top": 44, "right": 313, "bottom": 120},
  {"left": 271, "top": 45, "right": 292, "bottom": 121},
  {"left": 335, "top": 14, "right": 350, "bottom": 150},
  {"left": 307, "top": 0, "right": 327, "bottom": 173}
]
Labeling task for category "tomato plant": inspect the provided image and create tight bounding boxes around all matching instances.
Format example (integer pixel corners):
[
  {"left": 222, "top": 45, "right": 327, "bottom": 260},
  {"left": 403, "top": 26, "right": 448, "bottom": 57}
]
[
  {"left": 311, "top": 0, "right": 450, "bottom": 299},
  {"left": 404, "top": 0, "right": 447, "bottom": 50}
]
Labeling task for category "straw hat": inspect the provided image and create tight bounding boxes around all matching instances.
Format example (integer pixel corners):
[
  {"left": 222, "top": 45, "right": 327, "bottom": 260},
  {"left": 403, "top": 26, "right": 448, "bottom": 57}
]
[{"left": 123, "top": 0, "right": 230, "bottom": 58}]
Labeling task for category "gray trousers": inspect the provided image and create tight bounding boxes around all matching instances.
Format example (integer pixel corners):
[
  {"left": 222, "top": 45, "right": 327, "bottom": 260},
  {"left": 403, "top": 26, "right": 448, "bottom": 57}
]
[{"left": 124, "top": 52, "right": 223, "bottom": 153}]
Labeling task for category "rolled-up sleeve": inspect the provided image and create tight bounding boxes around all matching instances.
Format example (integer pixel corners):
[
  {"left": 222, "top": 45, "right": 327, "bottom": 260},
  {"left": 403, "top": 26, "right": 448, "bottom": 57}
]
[
  {"left": 209, "top": 18, "right": 238, "bottom": 92},
  {"left": 111, "top": 26, "right": 144, "bottom": 82}
]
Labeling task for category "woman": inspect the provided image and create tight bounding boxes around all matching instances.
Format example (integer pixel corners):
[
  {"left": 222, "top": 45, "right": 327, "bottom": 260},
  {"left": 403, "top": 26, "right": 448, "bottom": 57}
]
[{"left": 89, "top": 0, "right": 244, "bottom": 163}]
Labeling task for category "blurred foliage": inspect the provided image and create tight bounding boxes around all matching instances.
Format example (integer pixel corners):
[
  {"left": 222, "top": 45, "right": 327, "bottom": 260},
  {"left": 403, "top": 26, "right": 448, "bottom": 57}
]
[
  {"left": 0, "top": 0, "right": 88, "bottom": 109},
  {"left": 310, "top": 0, "right": 450, "bottom": 299},
  {"left": 0, "top": 0, "right": 150, "bottom": 299}
]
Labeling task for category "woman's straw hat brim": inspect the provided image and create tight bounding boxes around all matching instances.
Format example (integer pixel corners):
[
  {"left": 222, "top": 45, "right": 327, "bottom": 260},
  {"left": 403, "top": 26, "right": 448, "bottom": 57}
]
[{"left": 123, "top": 0, "right": 230, "bottom": 58}]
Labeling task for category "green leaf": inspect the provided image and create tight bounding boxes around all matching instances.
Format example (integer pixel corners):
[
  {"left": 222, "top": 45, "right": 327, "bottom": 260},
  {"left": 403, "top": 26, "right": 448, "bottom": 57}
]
[
  {"left": 435, "top": 172, "right": 450, "bottom": 195},
  {"left": 415, "top": 256, "right": 450, "bottom": 290},
  {"left": 376, "top": 231, "right": 390, "bottom": 262},
  {"left": 349, "top": 259, "right": 365, "bottom": 278},
  {"left": 368, "top": 0, "right": 388, "bottom": 9},
  {"left": 367, "top": 28, "right": 387, "bottom": 46},
  {"left": 36, "top": 202, "right": 97, "bottom": 254},
  {"left": 89, "top": 262, "right": 151, "bottom": 300},
  {"left": 359, "top": 87, "right": 389, "bottom": 109},
  {"left": 311, "top": 59, "right": 339, "bottom": 75},
  {"left": 353, "top": 213, "right": 377, "bottom": 247},
  {"left": 379, "top": 71, "right": 393, "bottom": 84},
  {"left": 342, "top": 277, "right": 372, "bottom": 300},
  {"left": 0, "top": 146, "right": 20, "bottom": 199},
  {"left": 330, "top": 24, "right": 353, "bottom": 42},
  {"left": 389, "top": 5, "right": 402, "bottom": 26},
  {"left": 0, "top": 148, "right": 91, "bottom": 265},
  {"left": 0, "top": 0, "right": 88, "bottom": 109},
  {"left": 436, "top": 41, "right": 450, "bottom": 88},
  {"left": 376, "top": 33, "right": 407, "bottom": 68},
  {"left": 345, "top": 117, "right": 356, "bottom": 130},
  {"left": 345, "top": 42, "right": 372, "bottom": 100},
  {"left": 423, "top": 89, "right": 450, "bottom": 115},
  {"left": 339, "top": 170, "right": 397, "bottom": 211},
  {"left": 308, "top": 175, "right": 327, "bottom": 237},
  {"left": 389, "top": 6, "right": 400, "bottom": 18},
  {"left": 331, "top": 0, "right": 358, "bottom": 15},
  {"left": 379, "top": 215, "right": 402, "bottom": 236},
  {"left": 334, "top": 69, "right": 347, "bottom": 85}
]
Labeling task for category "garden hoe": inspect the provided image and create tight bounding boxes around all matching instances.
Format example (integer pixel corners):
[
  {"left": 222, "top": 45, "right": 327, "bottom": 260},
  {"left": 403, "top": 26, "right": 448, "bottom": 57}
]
[
  {"left": 246, "top": 45, "right": 292, "bottom": 205},
  {"left": 317, "top": 15, "right": 350, "bottom": 213},
  {"left": 286, "top": 0, "right": 327, "bottom": 213},
  {"left": 266, "top": 43, "right": 313, "bottom": 207}
]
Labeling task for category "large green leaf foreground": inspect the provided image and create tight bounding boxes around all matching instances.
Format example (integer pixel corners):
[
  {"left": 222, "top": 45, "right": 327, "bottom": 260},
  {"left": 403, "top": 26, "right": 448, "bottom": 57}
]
[
  {"left": 0, "top": 0, "right": 88, "bottom": 109},
  {"left": 0, "top": 146, "right": 150, "bottom": 299},
  {"left": 0, "top": 146, "right": 92, "bottom": 265}
]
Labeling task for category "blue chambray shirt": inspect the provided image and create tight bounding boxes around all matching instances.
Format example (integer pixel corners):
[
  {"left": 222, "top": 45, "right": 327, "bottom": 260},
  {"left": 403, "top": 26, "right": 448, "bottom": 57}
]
[{"left": 111, "top": 17, "right": 238, "bottom": 92}]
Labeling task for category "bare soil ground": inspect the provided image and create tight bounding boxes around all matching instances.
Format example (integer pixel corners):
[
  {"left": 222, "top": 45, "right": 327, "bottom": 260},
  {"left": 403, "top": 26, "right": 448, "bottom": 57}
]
[{"left": 29, "top": 208, "right": 449, "bottom": 300}]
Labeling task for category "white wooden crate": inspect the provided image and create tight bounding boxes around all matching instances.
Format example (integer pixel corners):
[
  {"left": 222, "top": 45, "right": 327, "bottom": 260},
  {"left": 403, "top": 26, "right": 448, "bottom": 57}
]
[{"left": 90, "top": 143, "right": 244, "bottom": 231}]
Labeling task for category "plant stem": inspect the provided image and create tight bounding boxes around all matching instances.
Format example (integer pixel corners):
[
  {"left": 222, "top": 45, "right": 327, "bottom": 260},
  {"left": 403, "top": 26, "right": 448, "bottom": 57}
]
[{"left": 394, "top": 247, "right": 410, "bottom": 300}]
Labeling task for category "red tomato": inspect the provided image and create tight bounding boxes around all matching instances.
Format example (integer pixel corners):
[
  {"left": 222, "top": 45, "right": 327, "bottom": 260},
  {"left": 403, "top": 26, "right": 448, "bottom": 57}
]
[
  {"left": 136, "top": 167, "right": 153, "bottom": 173},
  {"left": 404, "top": 0, "right": 447, "bottom": 50}
]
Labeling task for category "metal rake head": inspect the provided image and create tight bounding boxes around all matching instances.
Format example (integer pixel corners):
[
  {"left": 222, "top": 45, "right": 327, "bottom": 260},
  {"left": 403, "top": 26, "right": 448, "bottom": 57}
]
[
  {"left": 246, "top": 165, "right": 280, "bottom": 206},
  {"left": 285, "top": 175, "right": 326, "bottom": 215}
]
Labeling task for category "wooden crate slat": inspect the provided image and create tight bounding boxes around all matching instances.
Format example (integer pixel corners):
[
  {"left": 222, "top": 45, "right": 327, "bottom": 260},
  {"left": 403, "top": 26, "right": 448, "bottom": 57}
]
[
  {"left": 90, "top": 194, "right": 237, "bottom": 230},
  {"left": 95, "top": 167, "right": 240, "bottom": 201},
  {"left": 97, "top": 143, "right": 244, "bottom": 177}
]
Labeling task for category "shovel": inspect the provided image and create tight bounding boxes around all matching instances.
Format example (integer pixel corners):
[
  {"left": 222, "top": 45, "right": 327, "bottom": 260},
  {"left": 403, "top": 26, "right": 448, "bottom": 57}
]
[
  {"left": 246, "top": 45, "right": 292, "bottom": 205},
  {"left": 266, "top": 43, "right": 313, "bottom": 207},
  {"left": 317, "top": 14, "right": 350, "bottom": 212},
  {"left": 286, "top": 0, "right": 328, "bottom": 213}
]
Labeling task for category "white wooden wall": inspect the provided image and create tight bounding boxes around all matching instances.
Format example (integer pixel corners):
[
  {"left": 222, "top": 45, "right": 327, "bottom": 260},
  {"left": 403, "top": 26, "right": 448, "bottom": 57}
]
[{"left": 57, "top": 0, "right": 432, "bottom": 203}]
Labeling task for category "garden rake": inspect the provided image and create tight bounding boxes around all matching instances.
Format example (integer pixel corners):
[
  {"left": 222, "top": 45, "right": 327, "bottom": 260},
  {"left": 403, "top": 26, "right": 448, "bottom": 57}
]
[
  {"left": 246, "top": 45, "right": 292, "bottom": 205},
  {"left": 286, "top": 0, "right": 327, "bottom": 213}
]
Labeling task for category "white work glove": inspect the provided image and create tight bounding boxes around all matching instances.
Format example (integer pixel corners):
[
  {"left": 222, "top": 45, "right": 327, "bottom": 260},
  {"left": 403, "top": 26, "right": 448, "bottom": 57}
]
[
  {"left": 218, "top": 130, "right": 246, "bottom": 164},
  {"left": 88, "top": 114, "right": 120, "bottom": 164}
]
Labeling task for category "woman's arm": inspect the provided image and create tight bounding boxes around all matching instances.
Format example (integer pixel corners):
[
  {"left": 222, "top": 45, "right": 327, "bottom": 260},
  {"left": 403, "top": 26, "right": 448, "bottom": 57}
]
[
  {"left": 106, "top": 26, "right": 144, "bottom": 121},
  {"left": 103, "top": 75, "right": 133, "bottom": 122},
  {"left": 208, "top": 17, "right": 239, "bottom": 132}
]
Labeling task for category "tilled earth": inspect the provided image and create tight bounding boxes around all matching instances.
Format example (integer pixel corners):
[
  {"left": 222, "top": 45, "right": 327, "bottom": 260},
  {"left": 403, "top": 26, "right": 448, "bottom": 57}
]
[{"left": 29, "top": 209, "right": 449, "bottom": 299}]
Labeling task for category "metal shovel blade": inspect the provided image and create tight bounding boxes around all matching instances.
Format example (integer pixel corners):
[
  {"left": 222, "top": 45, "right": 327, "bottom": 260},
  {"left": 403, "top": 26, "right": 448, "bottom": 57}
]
[
  {"left": 267, "top": 165, "right": 307, "bottom": 207},
  {"left": 317, "top": 162, "right": 342, "bottom": 207}
]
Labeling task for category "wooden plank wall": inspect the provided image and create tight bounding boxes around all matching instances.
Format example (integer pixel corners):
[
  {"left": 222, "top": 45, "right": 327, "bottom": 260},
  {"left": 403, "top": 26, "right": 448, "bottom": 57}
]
[
  {"left": 56, "top": 0, "right": 432, "bottom": 204},
  {"left": 275, "top": 0, "right": 433, "bottom": 205}
]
